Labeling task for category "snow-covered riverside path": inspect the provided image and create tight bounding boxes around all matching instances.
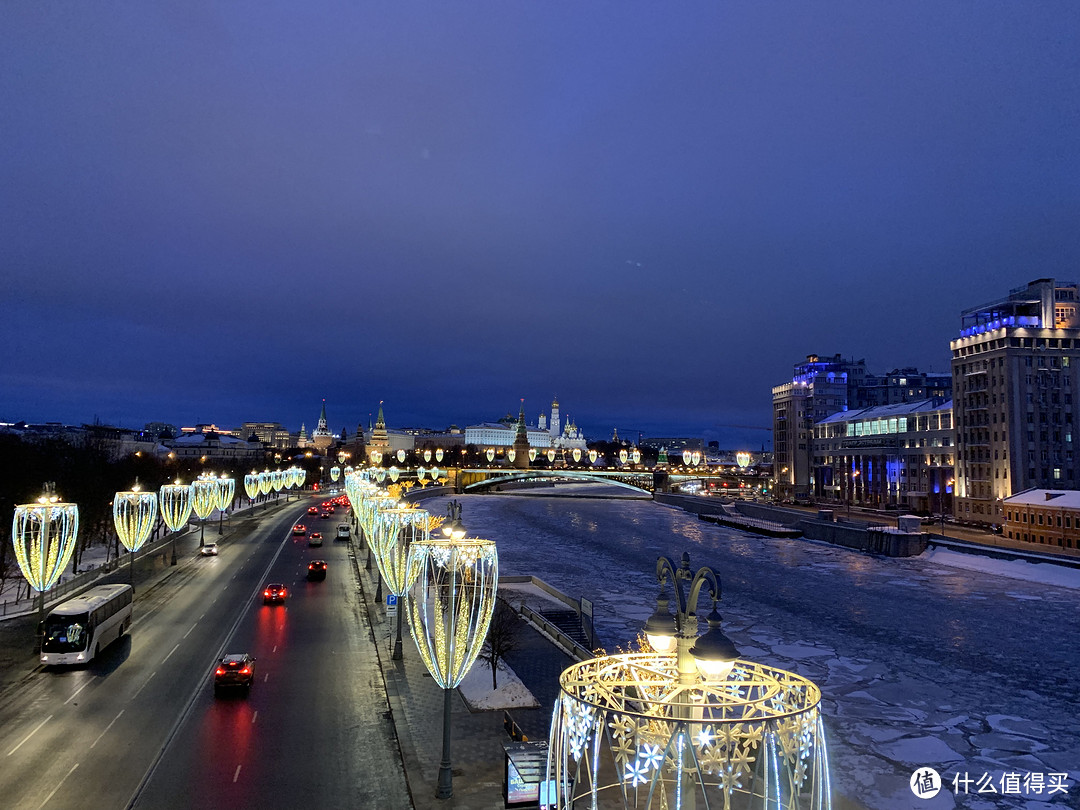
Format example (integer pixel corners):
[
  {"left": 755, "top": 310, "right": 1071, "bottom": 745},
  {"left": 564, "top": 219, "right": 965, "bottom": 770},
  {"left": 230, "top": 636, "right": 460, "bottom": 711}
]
[{"left": 427, "top": 489, "right": 1080, "bottom": 810}]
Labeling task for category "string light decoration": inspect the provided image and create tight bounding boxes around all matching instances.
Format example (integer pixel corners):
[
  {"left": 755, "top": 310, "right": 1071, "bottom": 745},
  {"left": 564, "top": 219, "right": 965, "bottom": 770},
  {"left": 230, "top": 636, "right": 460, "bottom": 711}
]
[
  {"left": 374, "top": 506, "right": 430, "bottom": 660},
  {"left": 424, "top": 449, "right": 432, "bottom": 463},
  {"left": 344, "top": 465, "right": 354, "bottom": 476},
  {"left": 572, "top": 448, "right": 582, "bottom": 463},
  {"left": 258, "top": 470, "right": 272, "bottom": 496},
  {"left": 244, "top": 472, "right": 260, "bottom": 503},
  {"left": 397, "top": 450, "right": 406, "bottom": 463},
  {"left": 486, "top": 448, "right": 495, "bottom": 463},
  {"left": 683, "top": 450, "right": 694, "bottom": 466},
  {"left": 375, "top": 467, "right": 386, "bottom": 483},
  {"left": 371, "top": 450, "right": 383, "bottom": 464},
  {"left": 191, "top": 477, "right": 219, "bottom": 546},
  {"left": 692, "top": 451, "right": 702, "bottom": 467},
  {"left": 507, "top": 449, "right": 516, "bottom": 463},
  {"left": 294, "top": 467, "right": 306, "bottom": 489},
  {"left": 547, "top": 449, "right": 556, "bottom": 462},
  {"left": 619, "top": 449, "right": 629, "bottom": 465},
  {"left": 113, "top": 483, "right": 157, "bottom": 586},
  {"left": 589, "top": 450, "right": 598, "bottom": 464},
  {"left": 330, "top": 466, "right": 341, "bottom": 482},
  {"left": 546, "top": 655, "right": 832, "bottom": 810},
  {"left": 215, "top": 476, "right": 235, "bottom": 534},
  {"left": 12, "top": 484, "right": 79, "bottom": 626},
  {"left": 435, "top": 448, "right": 444, "bottom": 463},
  {"left": 530, "top": 448, "right": 538, "bottom": 463},
  {"left": 406, "top": 536, "right": 499, "bottom": 799},
  {"left": 632, "top": 448, "right": 641, "bottom": 465},
  {"left": 388, "top": 466, "right": 400, "bottom": 483},
  {"left": 160, "top": 480, "right": 193, "bottom": 566},
  {"left": 271, "top": 470, "right": 285, "bottom": 493}
]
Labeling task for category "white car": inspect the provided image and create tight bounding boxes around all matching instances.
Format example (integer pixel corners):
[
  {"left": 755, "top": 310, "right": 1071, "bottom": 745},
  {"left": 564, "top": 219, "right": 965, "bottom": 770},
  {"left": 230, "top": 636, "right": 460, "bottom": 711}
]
[
  {"left": 336, "top": 524, "right": 351, "bottom": 540},
  {"left": 200, "top": 543, "right": 219, "bottom": 556}
]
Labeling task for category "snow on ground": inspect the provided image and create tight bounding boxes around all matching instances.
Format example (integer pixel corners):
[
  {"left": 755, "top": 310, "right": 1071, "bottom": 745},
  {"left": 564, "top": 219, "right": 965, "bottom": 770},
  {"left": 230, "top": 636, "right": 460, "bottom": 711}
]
[
  {"left": 922, "top": 547, "right": 1080, "bottom": 590},
  {"left": 459, "top": 658, "right": 539, "bottom": 711}
]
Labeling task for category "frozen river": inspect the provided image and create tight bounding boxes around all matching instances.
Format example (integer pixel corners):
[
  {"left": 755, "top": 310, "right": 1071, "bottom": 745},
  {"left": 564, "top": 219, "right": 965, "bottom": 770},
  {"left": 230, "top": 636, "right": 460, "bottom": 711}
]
[{"left": 426, "top": 487, "right": 1080, "bottom": 810}]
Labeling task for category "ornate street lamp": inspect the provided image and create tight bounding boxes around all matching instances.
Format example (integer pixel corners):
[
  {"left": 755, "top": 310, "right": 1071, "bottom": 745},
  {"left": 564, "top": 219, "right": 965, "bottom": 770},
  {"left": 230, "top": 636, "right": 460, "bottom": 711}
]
[
  {"left": 374, "top": 506, "right": 429, "bottom": 660},
  {"left": 190, "top": 477, "right": 219, "bottom": 547},
  {"left": 406, "top": 537, "right": 498, "bottom": 799},
  {"left": 160, "top": 481, "right": 193, "bottom": 565},
  {"left": 113, "top": 482, "right": 157, "bottom": 587},
  {"left": 215, "top": 475, "right": 234, "bottom": 535},
  {"left": 546, "top": 553, "right": 831, "bottom": 809},
  {"left": 12, "top": 483, "right": 79, "bottom": 633}
]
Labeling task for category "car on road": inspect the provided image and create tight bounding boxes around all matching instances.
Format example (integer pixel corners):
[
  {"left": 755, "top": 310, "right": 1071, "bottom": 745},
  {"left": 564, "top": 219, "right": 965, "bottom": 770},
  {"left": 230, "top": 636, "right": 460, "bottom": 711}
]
[
  {"left": 336, "top": 524, "right": 350, "bottom": 540},
  {"left": 293, "top": 524, "right": 307, "bottom": 536},
  {"left": 320, "top": 510, "right": 332, "bottom": 519},
  {"left": 200, "top": 543, "right": 219, "bottom": 556},
  {"left": 307, "top": 506, "right": 319, "bottom": 515},
  {"left": 263, "top": 583, "right": 288, "bottom": 604},
  {"left": 214, "top": 653, "right": 256, "bottom": 695},
  {"left": 308, "top": 532, "right": 323, "bottom": 546},
  {"left": 307, "top": 560, "right": 327, "bottom": 581}
]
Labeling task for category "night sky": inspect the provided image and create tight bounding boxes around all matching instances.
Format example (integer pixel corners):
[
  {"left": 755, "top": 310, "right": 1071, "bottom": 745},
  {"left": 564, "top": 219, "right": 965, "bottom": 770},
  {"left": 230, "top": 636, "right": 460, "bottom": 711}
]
[{"left": 3, "top": 2, "right": 1078, "bottom": 448}]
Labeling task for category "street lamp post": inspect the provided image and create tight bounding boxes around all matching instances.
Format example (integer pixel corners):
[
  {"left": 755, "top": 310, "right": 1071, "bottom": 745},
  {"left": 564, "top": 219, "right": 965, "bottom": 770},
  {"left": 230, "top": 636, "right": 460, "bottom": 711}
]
[
  {"left": 847, "top": 468, "right": 860, "bottom": 518},
  {"left": 545, "top": 551, "right": 832, "bottom": 810},
  {"left": 159, "top": 481, "right": 193, "bottom": 565},
  {"left": 12, "top": 483, "right": 79, "bottom": 645},
  {"left": 405, "top": 536, "right": 498, "bottom": 799}
]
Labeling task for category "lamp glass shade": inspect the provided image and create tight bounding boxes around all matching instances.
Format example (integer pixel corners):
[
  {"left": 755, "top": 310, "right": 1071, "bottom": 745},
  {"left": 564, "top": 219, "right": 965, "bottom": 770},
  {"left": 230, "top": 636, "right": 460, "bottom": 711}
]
[{"left": 645, "top": 632, "right": 676, "bottom": 654}]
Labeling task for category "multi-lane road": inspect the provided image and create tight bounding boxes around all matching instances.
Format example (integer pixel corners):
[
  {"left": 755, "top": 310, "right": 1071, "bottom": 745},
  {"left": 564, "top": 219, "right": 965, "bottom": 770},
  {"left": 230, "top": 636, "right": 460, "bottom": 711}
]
[{"left": 0, "top": 498, "right": 411, "bottom": 810}]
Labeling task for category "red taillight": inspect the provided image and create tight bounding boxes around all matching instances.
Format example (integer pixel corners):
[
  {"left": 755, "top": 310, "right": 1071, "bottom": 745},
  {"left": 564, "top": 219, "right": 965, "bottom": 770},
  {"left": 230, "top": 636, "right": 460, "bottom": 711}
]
[
  {"left": 240, "top": 667, "right": 250, "bottom": 675},
  {"left": 264, "top": 590, "right": 270, "bottom": 596},
  {"left": 280, "top": 588, "right": 287, "bottom": 596},
  {"left": 215, "top": 667, "right": 225, "bottom": 675}
]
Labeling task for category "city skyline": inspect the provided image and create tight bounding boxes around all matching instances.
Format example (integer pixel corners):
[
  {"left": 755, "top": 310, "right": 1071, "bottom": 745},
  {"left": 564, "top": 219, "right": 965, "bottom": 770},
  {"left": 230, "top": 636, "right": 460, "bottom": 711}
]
[{"left": 3, "top": 4, "right": 1078, "bottom": 444}]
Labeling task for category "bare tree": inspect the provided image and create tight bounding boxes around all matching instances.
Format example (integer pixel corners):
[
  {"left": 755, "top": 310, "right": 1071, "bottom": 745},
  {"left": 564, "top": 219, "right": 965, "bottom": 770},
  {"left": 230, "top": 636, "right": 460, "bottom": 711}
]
[{"left": 480, "top": 598, "right": 521, "bottom": 690}]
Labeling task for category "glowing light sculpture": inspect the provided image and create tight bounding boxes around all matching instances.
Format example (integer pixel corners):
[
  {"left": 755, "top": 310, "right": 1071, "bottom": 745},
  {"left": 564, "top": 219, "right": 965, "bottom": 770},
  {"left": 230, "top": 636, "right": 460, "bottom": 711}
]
[
  {"left": 374, "top": 506, "right": 430, "bottom": 660},
  {"left": 507, "top": 449, "right": 516, "bottom": 463},
  {"left": 406, "top": 537, "right": 498, "bottom": 799},
  {"left": 572, "top": 448, "right": 581, "bottom": 463},
  {"left": 371, "top": 450, "right": 383, "bottom": 464},
  {"left": 682, "top": 450, "right": 693, "bottom": 466},
  {"left": 244, "top": 472, "right": 260, "bottom": 506},
  {"left": 632, "top": 448, "right": 641, "bottom": 465},
  {"left": 160, "top": 481, "right": 193, "bottom": 565},
  {"left": 295, "top": 467, "right": 306, "bottom": 489},
  {"left": 215, "top": 476, "right": 235, "bottom": 535},
  {"left": 191, "top": 478, "right": 219, "bottom": 546},
  {"left": 529, "top": 448, "right": 538, "bottom": 462},
  {"left": 547, "top": 655, "right": 831, "bottom": 810},
  {"left": 737, "top": 452, "right": 752, "bottom": 469},
  {"left": 486, "top": 448, "right": 495, "bottom": 463},
  {"left": 619, "top": 449, "right": 628, "bottom": 465},
  {"left": 397, "top": 450, "right": 406, "bottom": 463},
  {"left": 258, "top": 470, "right": 273, "bottom": 496},
  {"left": 388, "top": 466, "right": 400, "bottom": 483},
  {"left": 271, "top": 470, "right": 285, "bottom": 493},
  {"left": 330, "top": 466, "right": 341, "bottom": 482},
  {"left": 692, "top": 451, "right": 702, "bottom": 466},
  {"left": 435, "top": 448, "right": 444, "bottom": 463},
  {"left": 589, "top": 450, "right": 598, "bottom": 464},
  {"left": 424, "top": 450, "right": 432, "bottom": 463},
  {"left": 113, "top": 484, "right": 158, "bottom": 586},
  {"left": 12, "top": 483, "right": 79, "bottom": 628},
  {"left": 547, "top": 449, "right": 556, "bottom": 462}
]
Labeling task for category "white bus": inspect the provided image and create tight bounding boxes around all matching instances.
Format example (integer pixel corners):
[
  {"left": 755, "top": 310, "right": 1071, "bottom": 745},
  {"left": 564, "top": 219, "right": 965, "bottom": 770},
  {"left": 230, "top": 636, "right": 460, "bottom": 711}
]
[{"left": 40, "top": 584, "right": 134, "bottom": 666}]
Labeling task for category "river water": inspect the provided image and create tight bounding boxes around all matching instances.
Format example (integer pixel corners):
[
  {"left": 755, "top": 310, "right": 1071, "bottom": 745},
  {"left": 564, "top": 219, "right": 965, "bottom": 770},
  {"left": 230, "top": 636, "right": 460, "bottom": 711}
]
[{"left": 426, "top": 486, "right": 1080, "bottom": 810}]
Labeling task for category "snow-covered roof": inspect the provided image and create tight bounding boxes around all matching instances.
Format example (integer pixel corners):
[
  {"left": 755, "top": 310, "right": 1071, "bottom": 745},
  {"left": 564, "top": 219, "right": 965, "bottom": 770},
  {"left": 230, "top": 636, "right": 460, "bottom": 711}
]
[
  {"left": 171, "top": 432, "right": 251, "bottom": 446},
  {"left": 1004, "top": 489, "right": 1080, "bottom": 508}
]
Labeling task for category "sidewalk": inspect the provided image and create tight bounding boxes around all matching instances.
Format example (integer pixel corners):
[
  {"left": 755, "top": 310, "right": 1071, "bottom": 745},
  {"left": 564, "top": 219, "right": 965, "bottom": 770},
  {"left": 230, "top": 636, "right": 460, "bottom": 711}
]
[{"left": 350, "top": 535, "right": 573, "bottom": 809}]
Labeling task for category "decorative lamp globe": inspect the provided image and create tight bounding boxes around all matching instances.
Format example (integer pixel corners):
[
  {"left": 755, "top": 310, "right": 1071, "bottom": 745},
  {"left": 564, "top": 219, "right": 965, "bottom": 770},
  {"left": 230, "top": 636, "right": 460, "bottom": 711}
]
[
  {"left": 689, "top": 607, "right": 739, "bottom": 680},
  {"left": 643, "top": 593, "right": 678, "bottom": 653}
]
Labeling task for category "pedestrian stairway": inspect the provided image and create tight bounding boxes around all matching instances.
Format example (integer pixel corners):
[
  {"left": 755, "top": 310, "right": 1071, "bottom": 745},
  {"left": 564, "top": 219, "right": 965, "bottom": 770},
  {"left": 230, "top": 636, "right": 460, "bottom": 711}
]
[{"left": 537, "top": 608, "right": 590, "bottom": 648}]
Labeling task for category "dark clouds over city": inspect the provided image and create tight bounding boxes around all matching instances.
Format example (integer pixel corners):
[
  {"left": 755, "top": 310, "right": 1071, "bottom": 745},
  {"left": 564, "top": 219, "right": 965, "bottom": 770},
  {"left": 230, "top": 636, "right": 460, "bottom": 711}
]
[{"left": 2, "top": 2, "right": 1078, "bottom": 447}]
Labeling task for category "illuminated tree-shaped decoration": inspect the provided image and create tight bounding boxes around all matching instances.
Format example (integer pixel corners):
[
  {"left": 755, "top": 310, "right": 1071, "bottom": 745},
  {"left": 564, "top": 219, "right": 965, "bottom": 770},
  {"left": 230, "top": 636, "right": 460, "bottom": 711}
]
[
  {"left": 632, "top": 448, "right": 641, "bottom": 465},
  {"left": 589, "top": 450, "right": 598, "bottom": 464},
  {"left": 160, "top": 481, "right": 193, "bottom": 565},
  {"left": 572, "top": 448, "right": 582, "bottom": 463},
  {"left": 547, "top": 449, "right": 556, "bottom": 462},
  {"left": 371, "top": 450, "right": 383, "bottom": 464},
  {"left": 406, "top": 537, "right": 498, "bottom": 799},
  {"left": 374, "top": 506, "right": 430, "bottom": 660},
  {"left": 344, "top": 465, "right": 354, "bottom": 476},
  {"left": 435, "top": 448, "right": 444, "bottom": 463},
  {"left": 388, "top": 466, "right": 400, "bottom": 483},
  {"left": 375, "top": 468, "right": 386, "bottom": 483},
  {"left": 258, "top": 470, "right": 273, "bottom": 496},
  {"left": 529, "top": 448, "right": 538, "bottom": 463},
  {"left": 271, "top": 470, "right": 285, "bottom": 493},
  {"left": 397, "top": 449, "right": 406, "bottom": 463},
  {"left": 692, "top": 451, "right": 702, "bottom": 467},
  {"left": 295, "top": 467, "right": 306, "bottom": 489},
  {"left": 330, "top": 466, "right": 341, "bottom": 482},
  {"left": 682, "top": 450, "right": 693, "bottom": 466},
  {"left": 424, "top": 449, "right": 432, "bottom": 463},
  {"left": 417, "top": 466, "right": 426, "bottom": 481},
  {"left": 430, "top": 466, "right": 441, "bottom": 482},
  {"left": 619, "top": 449, "right": 629, "bottom": 465},
  {"left": 191, "top": 478, "right": 219, "bottom": 546},
  {"left": 113, "top": 484, "right": 157, "bottom": 586},
  {"left": 358, "top": 490, "right": 397, "bottom": 577},
  {"left": 486, "top": 448, "right": 495, "bottom": 463},
  {"left": 507, "top": 449, "right": 516, "bottom": 463},
  {"left": 244, "top": 472, "right": 260, "bottom": 505},
  {"left": 12, "top": 484, "right": 79, "bottom": 629},
  {"left": 546, "top": 655, "right": 832, "bottom": 810},
  {"left": 215, "top": 476, "right": 235, "bottom": 535}
]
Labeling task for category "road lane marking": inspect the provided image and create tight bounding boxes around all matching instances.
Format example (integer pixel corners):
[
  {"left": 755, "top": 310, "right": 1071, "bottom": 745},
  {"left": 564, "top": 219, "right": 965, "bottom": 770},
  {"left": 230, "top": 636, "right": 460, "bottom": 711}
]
[
  {"left": 251, "top": 711, "right": 258, "bottom": 724},
  {"left": 263, "top": 674, "right": 269, "bottom": 682},
  {"left": 272, "top": 645, "right": 277, "bottom": 653},
  {"left": 162, "top": 644, "right": 180, "bottom": 664},
  {"left": 90, "top": 711, "right": 124, "bottom": 749},
  {"left": 37, "top": 762, "right": 78, "bottom": 809},
  {"left": 199, "top": 612, "right": 205, "bottom": 620},
  {"left": 183, "top": 621, "right": 199, "bottom": 639},
  {"left": 233, "top": 765, "right": 242, "bottom": 783},
  {"left": 132, "top": 671, "right": 156, "bottom": 700},
  {"left": 64, "top": 680, "right": 93, "bottom": 705},
  {"left": 7, "top": 714, "right": 53, "bottom": 756}
]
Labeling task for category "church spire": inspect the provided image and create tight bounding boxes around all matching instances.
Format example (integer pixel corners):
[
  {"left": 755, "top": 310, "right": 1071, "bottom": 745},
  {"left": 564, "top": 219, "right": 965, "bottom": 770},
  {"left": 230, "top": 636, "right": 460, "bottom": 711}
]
[{"left": 513, "top": 398, "right": 530, "bottom": 469}]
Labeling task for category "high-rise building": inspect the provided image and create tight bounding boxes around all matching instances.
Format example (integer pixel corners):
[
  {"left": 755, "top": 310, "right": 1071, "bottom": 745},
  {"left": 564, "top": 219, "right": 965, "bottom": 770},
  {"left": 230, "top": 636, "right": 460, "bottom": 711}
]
[{"left": 950, "top": 278, "right": 1080, "bottom": 526}]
